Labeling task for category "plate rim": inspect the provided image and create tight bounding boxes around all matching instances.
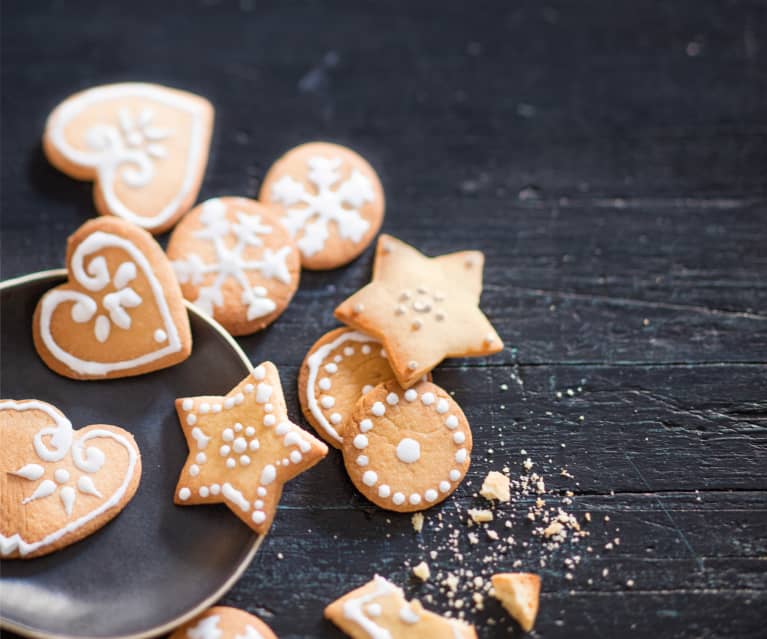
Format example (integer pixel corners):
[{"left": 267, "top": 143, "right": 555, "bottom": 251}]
[{"left": 0, "top": 268, "right": 264, "bottom": 639}]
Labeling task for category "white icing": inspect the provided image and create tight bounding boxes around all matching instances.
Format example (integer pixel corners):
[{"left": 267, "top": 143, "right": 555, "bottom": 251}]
[
  {"left": 271, "top": 155, "right": 375, "bottom": 257},
  {"left": 77, "top": 476, "right": 102, "bottom": 498},
  {"left": 404, "top": 389, "right": 417, "bottom": 402},
  {"left": 439, "top": 481, "right": 451, "bottom": 493},
  {"left": 172, "top": 198, "right": 293, "bottom": 322},
  {"left": 54, "top": 468, "right": 70, "bottom": 483},
  {"left": 359, "top": 419, "right": 373, "bottom": 433},
  {"left": 385, "top": 393, "right": 399, "bottom": 405},
  {"left": 222, "top": 482, "right": 250, "bottom": 511},
  {"left": 445, "top": 415, "right": 459, "bottom": 429},
  {"left": 453, "top": 432, "right": 466, "bottom": 444},
  {"left": 371, "top": 402, "right": 385, "bottom": 417},
  {"left": 436, "top": 398, "right": 449, "bottom": 414},
  {"left": 38, "top": 230, "right": 183, "bottom": 376},
  {"left": 356, "top": 455, "right": 368, "bottom": 467},
  {"left": 392, "top": 492, "right": 405, "bottom": 505},
  {"left": 182, "top": 399, "right": 194, "bottom": 411},
  {"left": 425, "top": 489, "right": 438, "bottom": 502},
  {"left": 191, "top": 426, "right": 210, "bottom": 449},
  {"left": 353, "top": 434, "right": 368, "bottom": 450},
  {"left": 421, "top": 392, "right": 435, "bottom": 405},
  {"left": 253, "top": 364, "right": 266, "bottom": 380},
  {"left": 0, "top": 400, "right": 138, "bottom": 556},
  {"left": 396, "top": 438, "right": 421, "bottom": 464},
  {"left": 260, "top": 464, "right": 276, "bottom": 485},
  {"left": 399, "top": 605, "right": 420, "bottom": 624},
  {"left": 362, "top": 471, "right": 378, "bottom": 486},
  {"left": 47, "top": 83, "right": 209, "bottom": 230},
  {"left": 366, "top": 603, "right": 382, "bottom": 617},
  {"left": 234, "top": 625, "right": 267, "bottom": 639},
  {"left": 187, "top": 414, "right": 197, "bottom": 426},
  {"left": 409, "top": 493, "right": 421, "bottom": 505},
  {"left": 178, "top": 487, "right": 191, "bottom": 501},
  {"left": 341, "top": 575, "right": 399, "bottom": 639},
  {"left": 305, "top": 330, "right": 381, "bottom": 444},
  {"left": 455, "top": 448, "right": 468, "bottom": 463},
  {"left": 11, "top": 464, "right": 45, "bottom": 481},
  {"left": 378, "top": 485, "right": 391, "bottom": 498},
  {"left": 187, "top": 615, "right": 222, "bottom": 639},
  {"left": 256, "top": 382, "right": 273, "bottom": 403}
]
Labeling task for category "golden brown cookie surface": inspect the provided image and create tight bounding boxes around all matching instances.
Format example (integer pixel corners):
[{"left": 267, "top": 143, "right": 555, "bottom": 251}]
[
  {"left": 491, "top": 572, "right": 541, "bottom": 632},
  {"left": 325, "top": 575, "right": 477, "bottom": 639},
  {"left": 167, "top": 197, "right": 300, "bottom": 336},
  {"left": 174, "top": 362, "right": 328, "bottom": 535},
  {"left": 1, "top": 399, "right": 141, "bottom": 559},
  {"left": 334, "top": 235, "right": 503, "bottom": 388},
  {"left": 341, "top": 380, "right": 471, "bottom": 512},
  {"left": 260, "top": 142, "right": 385, "bottom": 270},
  {"left": 33, "top": 217, "right": 192, "bottom": 380},
  {"left": 43, "top": 82, "right": 213, "bottom": 234},
  {"left": 169, "top": 605, "right": 277, "bottom": 639}
]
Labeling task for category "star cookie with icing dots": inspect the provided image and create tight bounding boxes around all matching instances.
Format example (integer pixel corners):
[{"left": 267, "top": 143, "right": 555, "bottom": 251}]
[
  {"left": 334, "top": 235, "right": 503, "bottom": 388},
  {"left": 174, "top": 362, "right": 328, "bottom": 534}
]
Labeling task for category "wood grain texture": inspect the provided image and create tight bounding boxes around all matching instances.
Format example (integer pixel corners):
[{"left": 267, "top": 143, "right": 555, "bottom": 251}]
[{"left": 1, "top": 1, "right": 765, "bottom": 637}]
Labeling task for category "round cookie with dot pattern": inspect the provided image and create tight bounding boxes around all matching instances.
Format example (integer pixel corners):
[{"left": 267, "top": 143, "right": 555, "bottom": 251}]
[
  {"left": 169, "top": 605, "right": 277, "bottom": 639},
  {"left": 341, "top": 380, "right": 472, "bottom": 512}
]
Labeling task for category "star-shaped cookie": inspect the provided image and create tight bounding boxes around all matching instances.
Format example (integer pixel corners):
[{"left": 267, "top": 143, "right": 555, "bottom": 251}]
[
  {"left": 174, "top": 362, "right": 328, "bottom": 535},
  {"left": 334, "top": 235, "right": 503, "bottom": 387}
]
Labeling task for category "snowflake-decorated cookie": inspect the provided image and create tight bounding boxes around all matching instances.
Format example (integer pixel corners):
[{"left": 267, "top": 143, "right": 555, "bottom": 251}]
[
  {"left": 1, "top": 400, "right": 141, "bottom": 559},
  {"left": 43, "top": 83, "right": 214, "bottom": 234},
  {"left": 325, "top": 575, "right": 477, "bottom": 638},
  {"left": 169, "top": 606, "right": 277, "bottom": 639},
  {"left": 260, "top": 142, "right": 385, "bottom": 270},
  {"left": 167, "top": 197, "right": 301, "bottom": 335},
  {"left": 334, "top": 234, "right": 504, "bottom": 388},
  {"left": 33, "top": 217, "right": 192, "bottom": 379},
  {"left": 341, "top": 380, "right": 472, "bottom": 512},
  {"left": 174, "top": 362, "right": 328, "bottom": 535}
]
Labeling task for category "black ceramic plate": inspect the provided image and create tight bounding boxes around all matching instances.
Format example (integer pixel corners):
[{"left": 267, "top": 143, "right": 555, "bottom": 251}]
[{"left": 0, "top": 271, "right": 262, "bottom": 639}]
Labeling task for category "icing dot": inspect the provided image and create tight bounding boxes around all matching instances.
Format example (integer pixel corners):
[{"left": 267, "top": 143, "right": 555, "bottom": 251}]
[
  {"left": 425, "top": 489, "right": 438, "bottom": 502},
  {"left": 449, "top": 469, "right": 461, "bottom": 481},
  {"left": 319, "top": 378, "right": 331, "bottom": 391},
  {"left": 380, "top": 349, "right": 387, "bottom": 358},
  {"left": 212, "top": 404, "right": 222, "bottom": 413},
  {"left": 290, "top": 450, "right": 302, "bottom": 464},
  {"left": 440, "top": 481, "right": 451, "bottom": 492},
  {"left": 378, "top": 484, "right": 391, "bottom": 498},
  {"left": 371, "top": 402, "right": 385, "bottom": 417},
  {"left": 224, "top": 398, "right": 235, "bottom": 409},
  {"left": 334, "top": 355, "right": 342, "bottom": 363},
  {"left": 366, "top": 603, "right": 382, "bottom": 617},
  {"left": 245, "top": 426, "right": 255, "bottom": 436},
  {"left": 320, "top": 395, "right": 335, "bottom": 409},
  {"left": 453, "top": 432, "right": 466, "bottom": 444},
  {"left": 178, "top": 488, "right": 191, "bottom": 501},
  {"left": 275, "top": 422, "right": 290, "bottom": 435},
  {"left": 154, "top": 329, "right": 167, "bottom": 343},
  {"left": 256, "top": 383, "right": 272, "bottom": 403},
  {"left": 344, "top": 346, "right": 355, "bottom": 356},
  {"left": 252, "top": 511, "right": 266, "bottom": 524},
  {"left": 257, "top": 487, "right": 266, "bottom": 497},
  {"left": 234, "top": 422, "right": 243, "bottom": 432},
  {"left": 360, "top": 419, "right": 373, "bottom": 432},
  {"left": 196, "top": 452, "right": 206, "bottom": 464},
  {"left": 356, "top": 455, "right": 369, "bottom": 466},
  {"left": 386, "top": 392, "right": 399, "bottom": 405},
  {"left": 233, "top": 437, "right": 247, "bottom": 453},
  {"left": 404, "top": 389, "right": 418, "bottom": 402},
  {"left": 249, "top": 439, "right": 260, "bottom": 451},
  {"left": 234, "top": 393, "right": 244, "bottom": 405},
  {"left": 182, "top": 399, "right": 193, "bottom": 411},
  {"left": 485, "top": 333, "right": 495, "bottom": 343},
  {"left": 240, "top": 455, "right": 251, "bottom": 466},
  {"left": 455, "top": 448, "right": 468, "bottom": 463},
  {"left": 408, "top": 361, "right": 418, "bottom": 370},
  {"left": 421, "top": 392, "right": 435, "bottom": 405},
  {"left": 396, "top": 438, "right": 421, "bottom": 464},
  {"left": 264, "top": 414, "right": 276, "bottom": 426},
  {"left": 211, "top": 484, "right": 221, "bottom": 495},
  {"left": 54, "top": 468, "right": 70, "bottom": 484},
  {"left": 409, "top": 493, "right": 422, "bottom": 505},
  {"left": 253, "top": 365, "right": 266, "bottom": 380},
  {"left": 222, "top": 428, "right": 234, "bottom": 442},
  {"left": 353, "top": 303, "right": 364, "bottom": 314},
  {"left": 261, "top": 464, "right": 276, "bottom": 485},
  {"left": 392, "top": 492, "right": 406, "bottom": 505},
  {"left": 189, "top": 464, "right": 200, "bottom": 476},
  {"left": 400, "top": 606, "right": 420, "bottom": 624},
  {"left": 445, "top": 415, "right": 459, "bottom": 429},
  {"left": 362, "top": 470, "right": 378, "bottom": 487},
  {"left": 265, "top": 403, "right": 273, "bottom": 412},
  {"left": 186, "top": 414, "right": 197, "bottom": 426},
  {"left": 362, "top": 344, "right": 371, "bottom": 355},
  {"left": 325, "top": 363, "right": 338, "bottom": 374},
  {"left": 199, "top": 487, "right": 210, "bottom": 498},
  {"left": 362, "top": 384, "right": 374, "bottom": 394},
  {"left": 255, "top": 500, "right": 264, "bottom": 509},
  {"left": 436, "top": 398, "right": 449, "bottom": 414},
  {"left": 199, "top": 403, "right": 210, "bottom": 414},
  {"left": 330, "top": 413, "right": 342, "bottom": 424},
  {"left": 226, "top": 458, "right": 236, "bottom": 469},
  {"left": 219, "top": 445, "right": 231, "bottom": 456},
  {"left": 353, "top": 434, "right": 368, "bottom": 450},
  {"left": 244, "top": 384, "right": 254, "bottom": 394}
]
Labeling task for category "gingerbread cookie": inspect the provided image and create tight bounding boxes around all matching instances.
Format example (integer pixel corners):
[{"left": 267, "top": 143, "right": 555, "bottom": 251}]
[
  {"left": 341, "top": 380, "right": 471, "bottom": 512},
  {"left": 33, "top": 217, "right": 192, "bottom": 379},
  {"left": 325, "top": 575, "right": 477, "bottom": 639},
  {"left": 169, "top": 606, "right": 277, "bottom": 639},
  {"left": 1, "top": 400, "right": 141, "bottom": 559},
  {"left": 491, "top": 572, "right": 541, "bottom": 632},
  {"left": 259, "top": 142, "right": 385, "bottom": 270},
  {"left": 334, "top": 234, "right": 504, "bottom": 388},
  {"left": 167, "top": 197, "right": 301, "bottom": 335},
  {"left": 43, "top": 82, "right": 214, "bottom": 234},
  {"left": 174, "top": 362, "right": 328, "bottom": 535}
]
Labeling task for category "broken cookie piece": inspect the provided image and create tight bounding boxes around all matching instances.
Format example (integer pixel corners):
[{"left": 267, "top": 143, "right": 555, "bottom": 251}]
[
  {"left": 480, "top": 470, "right": 510, "bottom": 502},
  {"left": 491, "top": 572, "right": 541, "bottom": 632}
]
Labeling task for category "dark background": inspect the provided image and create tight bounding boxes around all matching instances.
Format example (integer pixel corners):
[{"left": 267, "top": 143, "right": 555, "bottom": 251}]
[{"left": 2, "top": 1, "right": 766, "bottom": 637}]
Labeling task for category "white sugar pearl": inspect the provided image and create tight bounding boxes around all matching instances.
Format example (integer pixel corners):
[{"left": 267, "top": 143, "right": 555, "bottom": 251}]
[
  {"left": 222, "top": 428, "right": 234, "bottom": 442},
  {"left": 360, "top": 419, "right": 373, "bottom": 432},
  {"left": 186, "top": 414, "right": 197, "bottom": 426},
  {"left": 455, "top": 448, "right": 468, "bottom": 463},
  {"left": 404, "top": 389, "right": 417, "bottom": 402},
  {"left": 319, "top": 378, "right": 331, "bottom": 391},
  {"left": 325, "top": 363, "right": 338, "bottom": 374},
  {"left": 240, "top": 455, "right": 251, "bottom": 466},
  {"left": 178, "top": 488, "right": 191, "bottom": 501},
  {"left": 453, "top": 432, "right": 466, "bottom": 444},
  {"left": 264, "top": 414, "right": 276, "bottom": 426},
  {"left": 321, "top": 395, "right": 335, "bottom": 409},
  {"left": 226, "top": 458, "right": 236, "bottom": 469},
  {"left": 386, "top": 392, "right": 399, "bottom": 405},
  {"left": 362, "top": 471, "right": 378, "bottom": 486},
  {"left": 425, "top": 489, "right": 438, "bottom": 502},
  {"left": 449, "top": 469, "right": 461, "bottom": 481},
  {"left": 356, "top": 455, "right": 368, "bottom": 466},
  {"left": 353, "top": 434, "right": 368, "bottom": 449},
  {"left": 445, "top": 415, "right": 459, "bottom": 429},
  {"left": 392, "top": 492, "right": 405, "bottom": 505},
  {"left": 182, "top": 399, "right": 193, "bottom": 411},
  {"left": 436, "top": 398, "right": 449, "bottom": 414},
  {"left": 439, "top": 481, "right": 451, "bottom": 493},
  {"left": 409, "top": 493, "right": 422, "bottom": 505},
  {"left": 290, "top": 451, "right": 302, "bottom": 464},
  {"left": 371, "top": 402, "right": 385, "bottom": 417},
  {"left": 330, "top": 413, "right": 342, "bottom": 424},
  {"left": 378, "top": 485, "right": 391, "bottom": 498},
  {"left": 199, "top": 487, "right": 210, "bottom": 498},
  {"left": 421, "top": 392, "right": 435, "bottom": 405}
]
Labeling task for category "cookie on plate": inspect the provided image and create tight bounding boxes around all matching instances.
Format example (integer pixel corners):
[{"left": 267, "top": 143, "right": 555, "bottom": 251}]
[
  {"left": 33, "top": 217, "right": 191, "bottom": 380},
  {"left": 325, "top": 575, "right": 477, "bottom": 638},
  {"left": 43, "top": 82, "right": 214, "bottom": 234},
  {"left": 491, "top": 572, "right": 541, "bottom": 632},
  {"left": 341, "top": 380, "right": 472, "bottom": 512},
  {"left": 334, "top": 234, "right": 503, "bottom": 388},
  {"left": 259, "top": 142, "right": 385, "bottom": 270},
  {"left": 169, "top": 605, "right": 277, "bottom": 639},
  {"left": 167, "top": 197, "right": 301, "bottom": 335},
  {"left": 174, "top": 362, "right": 328, "bottom": 535},
  {"left": 1, "top": 399, "right": 141, "bottom": 559}
]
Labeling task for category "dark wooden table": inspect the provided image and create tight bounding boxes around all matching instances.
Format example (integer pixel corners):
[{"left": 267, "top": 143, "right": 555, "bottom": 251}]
[{"left": 2, "top": 2, "right": 766, "bottom": 637}]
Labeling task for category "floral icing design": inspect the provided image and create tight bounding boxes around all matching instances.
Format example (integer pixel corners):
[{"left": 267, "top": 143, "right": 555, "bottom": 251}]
[
  {"left": 271, "top": 156, "right": 375, "bottom": 257},
  {"left": 172, "top": 199, "right": 293, "bottom": 321}
]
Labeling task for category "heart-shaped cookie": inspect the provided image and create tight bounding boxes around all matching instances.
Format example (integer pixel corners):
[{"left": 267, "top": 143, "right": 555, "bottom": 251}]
[
  {"left": 1, "top": 400, "right": 142, "bottom": 559},
  {"left": 43, "top": 82, "right": 214, "bottom": 234},
  {"left": 33, "top": 216, "right": 192, "bottom": 379}
]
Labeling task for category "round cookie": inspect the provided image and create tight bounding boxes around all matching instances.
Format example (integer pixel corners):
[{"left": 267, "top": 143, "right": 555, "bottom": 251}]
[
  {"left": 167, "top": 197, "right": 301, "bottom": 336},
  {"left": 298, "top": 327, "right": 396, "bottom": 448},
  {"left": 259, "top": 141, "right": 385, "bottom": 270},
  {"left": 342, "top": 380, "right": 472, "bottom": 512},
  {"left": 169, "top": 605, "right": 277, "bottom": 639}
]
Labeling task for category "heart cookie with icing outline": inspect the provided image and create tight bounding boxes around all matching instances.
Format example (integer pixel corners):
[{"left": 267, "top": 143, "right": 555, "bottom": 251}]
[
  {"left": 43, "top": 82, "right": 214, "bottom": 234},
  {"left": 1, "top": 400, "right": 142, "bottom": 559},
  {"left": 33, "top": 216, "right": 192, "bottom": 380}
]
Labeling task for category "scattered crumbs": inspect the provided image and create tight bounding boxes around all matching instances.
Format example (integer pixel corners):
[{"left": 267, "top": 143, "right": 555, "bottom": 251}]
[
  {"left": 626, "top": 578, "right": 635, "bottom": 589},
  {"left": 603, "top": 568, "right": 609, "bottom": 577},
  {"left": 642, "top": 318, "right": 650, "bottom": 326},
  {"left": 523, "top": 458, "right": 534, "bottom": 471},
  {"left": 412, "top": 512, "right": 424, "bottom": 533},
  {"left": 468, "top": 532, "right": 480, "bottom": 544},
  {"left": 480, "top": 471, "right": 511, "bottom": 502},
  {"left": 500, "top": 383, "right": 509, "bottom": 391},
  {"left": 413, "top": 561, "right": 431, "bottom": 581},
  {"left": 468, "top": 509, "right": 494, "bottom": 524},
  {"left": 277, "top": 552, "right": 284, "bottom": 560}
]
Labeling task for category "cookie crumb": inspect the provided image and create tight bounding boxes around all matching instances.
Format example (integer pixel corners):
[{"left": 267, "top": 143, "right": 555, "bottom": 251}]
[
  {"left": 468, "top": 508, "right": 494, "bottom": 524},
  {"left": 413, "top": 561, "right": 431, "bottom": 581},
  {"left": 480, "top": 471, "right": 511, "bottom": 502},
  {"left": 412, "top": 512, "right": 424, "bottom": 532}
]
